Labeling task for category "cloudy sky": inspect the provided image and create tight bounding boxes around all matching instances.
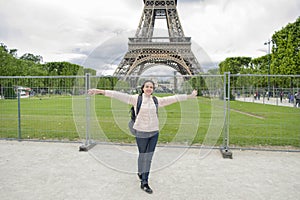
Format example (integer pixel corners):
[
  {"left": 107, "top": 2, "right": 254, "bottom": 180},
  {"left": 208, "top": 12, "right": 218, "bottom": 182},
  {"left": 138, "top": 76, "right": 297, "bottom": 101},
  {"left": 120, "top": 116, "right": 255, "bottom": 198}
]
[{"left": 1, "top": 0, "right": 299, "bottom": 74}]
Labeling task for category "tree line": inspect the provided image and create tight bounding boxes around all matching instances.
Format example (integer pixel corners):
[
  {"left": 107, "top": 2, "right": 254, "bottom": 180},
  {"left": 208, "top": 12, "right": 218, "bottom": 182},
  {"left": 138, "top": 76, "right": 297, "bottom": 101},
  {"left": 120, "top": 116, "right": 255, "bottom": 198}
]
[
  {"left": 218, "top": 17, "right": 299, "bottom": 94},
  {"left": 219, "top": 17, "right": 299, "bottom": 75},
  {"left": 0, "top": 43, "right": 100, "bottom": 98},
  {"left": 0, "top": 43, "right": 96, "bottom": 76}
]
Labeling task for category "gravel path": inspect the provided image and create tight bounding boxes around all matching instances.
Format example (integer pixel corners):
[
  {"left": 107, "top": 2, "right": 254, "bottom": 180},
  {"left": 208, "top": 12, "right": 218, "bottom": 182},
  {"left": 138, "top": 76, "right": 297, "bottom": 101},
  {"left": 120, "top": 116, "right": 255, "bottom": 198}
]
[{"left": 0, "top": 140, "right": 300, "bottom": 200}]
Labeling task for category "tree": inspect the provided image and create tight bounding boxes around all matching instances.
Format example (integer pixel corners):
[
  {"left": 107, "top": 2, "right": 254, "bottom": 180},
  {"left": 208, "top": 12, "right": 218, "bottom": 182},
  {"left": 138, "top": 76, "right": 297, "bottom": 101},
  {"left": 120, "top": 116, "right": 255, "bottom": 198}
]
[
  {"left": 272, "top": 17, "right": 300, "bottom": 75},
  {"left": 0, "top": 43, "right": 8, "bottom": 53},
  {"left": 219, "top": 57, "right": 252, "bottom": 75},
  {"left": 188, "top": 76, "right": 207, "bottom": 96},
  {"left": 84, "top": 68, "right": 97, "bottom": 75},
  {"left": 207, "top": 68, "right": 220, "bottom": 75},
  {"left": 3, "top": 82, "right": 17, "bottom": 99},
  {"left": 43, "top": 62, "right": 84, "bottom": 76},
  {"left": 9, "top": 49, "right": 18, "bottom": 57},
  {"left": 218, "top": 17, "right": 300, "bottom": 76},
  {"left": 20, "top": 53, "right": 43, "bottom": 64},
  {"left": 250, "top": 55, "right": 269, "bottom": 74},
  {"left": 0, "top": 45, "right": 17, "bottom": 76}
]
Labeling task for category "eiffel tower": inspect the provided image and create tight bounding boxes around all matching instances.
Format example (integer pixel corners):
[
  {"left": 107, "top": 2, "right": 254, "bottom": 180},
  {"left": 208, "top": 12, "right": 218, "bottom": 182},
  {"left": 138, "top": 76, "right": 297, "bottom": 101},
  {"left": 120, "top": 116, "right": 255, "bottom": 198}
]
[{"left": 113, "top": 0, "right": 202, "bottom": 77}]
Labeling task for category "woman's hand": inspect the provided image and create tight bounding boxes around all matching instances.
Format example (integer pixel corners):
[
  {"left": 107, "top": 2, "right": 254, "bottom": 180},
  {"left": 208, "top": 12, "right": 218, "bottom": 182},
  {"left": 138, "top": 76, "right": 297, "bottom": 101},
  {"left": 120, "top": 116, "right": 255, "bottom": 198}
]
[
  {"left": 88, "top": 89, "right": 105, "bottom": 95},
  {"left": 188, "top": 89, "right": 198, "bottom": 98}
]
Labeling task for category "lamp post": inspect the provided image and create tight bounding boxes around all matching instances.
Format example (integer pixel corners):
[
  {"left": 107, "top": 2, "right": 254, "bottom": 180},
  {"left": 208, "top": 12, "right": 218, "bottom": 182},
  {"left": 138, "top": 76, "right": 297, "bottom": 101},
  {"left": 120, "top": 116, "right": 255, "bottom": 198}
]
[
  {"left": 264, "top": 39, "right": 271, "bottom": 100},
  {"left": 173, "top": 71, "right": 177, "bottom": 93}
]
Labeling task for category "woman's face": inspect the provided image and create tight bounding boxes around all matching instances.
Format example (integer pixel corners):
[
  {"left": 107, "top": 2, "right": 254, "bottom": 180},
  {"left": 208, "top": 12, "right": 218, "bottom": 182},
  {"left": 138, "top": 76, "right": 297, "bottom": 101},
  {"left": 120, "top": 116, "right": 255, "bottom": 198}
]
[{"left": 143, "top": 82, "right": 154, "bottom": 96}]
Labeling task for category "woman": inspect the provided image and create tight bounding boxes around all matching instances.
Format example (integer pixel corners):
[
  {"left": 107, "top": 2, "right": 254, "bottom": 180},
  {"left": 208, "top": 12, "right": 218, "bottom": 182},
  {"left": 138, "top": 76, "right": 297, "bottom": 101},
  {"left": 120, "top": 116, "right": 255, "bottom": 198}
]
[{"left": 88, "top": 80, "right": 197, "bottom": 194}]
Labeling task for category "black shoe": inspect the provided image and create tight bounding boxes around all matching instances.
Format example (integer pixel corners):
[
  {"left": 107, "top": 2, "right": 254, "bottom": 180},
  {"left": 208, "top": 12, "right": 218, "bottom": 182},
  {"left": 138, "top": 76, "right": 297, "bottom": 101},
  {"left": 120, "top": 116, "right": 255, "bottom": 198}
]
[
  {"left": 141, "top": 183, "right": 153, "bottom": 194},
  {"left": 137, "top": 173, "right": 142, "bottom": 180}
]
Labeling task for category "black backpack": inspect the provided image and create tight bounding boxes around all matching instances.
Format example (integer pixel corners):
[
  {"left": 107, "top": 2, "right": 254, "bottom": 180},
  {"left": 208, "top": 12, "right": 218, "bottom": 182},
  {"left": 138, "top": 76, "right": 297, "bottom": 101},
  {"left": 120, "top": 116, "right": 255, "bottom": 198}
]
[{"left": 128, "top": 94, "right": 158, "bottom": 135}]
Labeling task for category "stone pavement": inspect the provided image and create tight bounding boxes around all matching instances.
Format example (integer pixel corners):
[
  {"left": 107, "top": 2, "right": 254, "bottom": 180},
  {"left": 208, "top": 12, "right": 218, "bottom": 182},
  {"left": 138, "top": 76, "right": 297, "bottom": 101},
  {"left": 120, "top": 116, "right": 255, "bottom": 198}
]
[{"left": 0, "top": 140, "right": 300, "bottom": 200}]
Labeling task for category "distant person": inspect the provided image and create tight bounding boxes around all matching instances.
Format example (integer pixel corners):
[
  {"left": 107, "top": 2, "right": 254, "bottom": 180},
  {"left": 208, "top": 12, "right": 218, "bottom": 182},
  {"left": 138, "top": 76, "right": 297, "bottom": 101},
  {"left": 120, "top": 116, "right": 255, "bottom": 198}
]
[
  {"left": 266, "top": 91, "right": 269, "bottom": 100},
  {"left": 290, "top": 94, "right": 294, "bottom": 104},
  {"left": 295, "top": 90, "right": 300, "bottom": 107},
  {"left": 280, "top": 91, "right": 284, "bottom": 103},
  {"left": 88, "top": 80, "right": 197, "bottom": 194},
  {"left": 288, "top": 92, "right": 291, "bottom": 103}
]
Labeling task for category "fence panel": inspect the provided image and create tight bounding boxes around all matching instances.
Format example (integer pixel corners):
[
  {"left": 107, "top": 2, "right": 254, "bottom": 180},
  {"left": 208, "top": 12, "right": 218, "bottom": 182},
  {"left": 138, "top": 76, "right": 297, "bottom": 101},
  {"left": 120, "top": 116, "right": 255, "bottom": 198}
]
[
  {"left": 81, "top": 74, "right": 224, "bottom": 147},
  {"left": 229, "top": 74, "right": 300, "bottom": 150},
  {"left": 0, "top": 74, "right": 299, "bottom": 152},
  {"left": 0, "top": 76, "right": 80, "bottom": 141}
]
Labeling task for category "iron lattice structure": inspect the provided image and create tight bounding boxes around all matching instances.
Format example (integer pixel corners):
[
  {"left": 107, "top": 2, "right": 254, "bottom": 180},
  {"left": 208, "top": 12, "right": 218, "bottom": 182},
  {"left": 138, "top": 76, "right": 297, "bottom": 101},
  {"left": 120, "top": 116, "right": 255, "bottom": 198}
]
[{"left": 113, "top": 0, "right": 202, "bottom": 76}]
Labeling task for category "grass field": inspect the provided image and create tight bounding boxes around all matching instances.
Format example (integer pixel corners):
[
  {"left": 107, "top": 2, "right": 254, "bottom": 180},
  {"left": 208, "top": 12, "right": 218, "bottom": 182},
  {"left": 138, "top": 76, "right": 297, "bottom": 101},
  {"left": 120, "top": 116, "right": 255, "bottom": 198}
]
[{"left": 0, "top": 95, "right": 299, "bottom": 148}]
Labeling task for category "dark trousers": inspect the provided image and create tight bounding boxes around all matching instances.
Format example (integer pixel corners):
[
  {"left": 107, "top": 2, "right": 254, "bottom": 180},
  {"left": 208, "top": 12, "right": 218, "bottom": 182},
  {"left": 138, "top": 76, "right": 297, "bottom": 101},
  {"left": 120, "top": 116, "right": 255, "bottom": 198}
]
[
  {"left": 136, "top": 132, "right": 159, "bottom": 184},
  {"left": 296, "top": 99, "right": 300, "bottom": 107}
]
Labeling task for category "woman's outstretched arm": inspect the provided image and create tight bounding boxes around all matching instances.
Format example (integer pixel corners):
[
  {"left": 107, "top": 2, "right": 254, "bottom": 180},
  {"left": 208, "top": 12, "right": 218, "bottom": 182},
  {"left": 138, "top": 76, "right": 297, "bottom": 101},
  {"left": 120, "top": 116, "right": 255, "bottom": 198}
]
[
  {"left": 88, "top": 89, "right": 105, "bottom": 95},
  {"left": 188, "top": 90, "right": 198, "bottom": 98},
  {"left": 88, "top": 88, "right": 137, "bottom": 105},
  {"left": 158, "top": 89, "right": 198, "bottom": 107}
]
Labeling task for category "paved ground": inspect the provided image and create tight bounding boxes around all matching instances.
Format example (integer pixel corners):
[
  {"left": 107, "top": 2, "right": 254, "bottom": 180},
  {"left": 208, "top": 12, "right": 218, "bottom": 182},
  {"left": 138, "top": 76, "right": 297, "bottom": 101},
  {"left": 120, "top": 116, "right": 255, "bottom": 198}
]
[
  {"left": 236, "top": 96, "right": 297, "bottom": 107},
  {"left": 0, "top": 140, "right": 300, "bottom": 200}
]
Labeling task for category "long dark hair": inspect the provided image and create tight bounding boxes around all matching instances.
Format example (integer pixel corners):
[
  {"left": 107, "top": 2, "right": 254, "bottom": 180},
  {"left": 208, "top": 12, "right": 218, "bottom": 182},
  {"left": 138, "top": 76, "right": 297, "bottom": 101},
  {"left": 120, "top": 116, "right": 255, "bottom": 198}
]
[{"left": 141, "top": 80, "right": 155, "bottom": 94}]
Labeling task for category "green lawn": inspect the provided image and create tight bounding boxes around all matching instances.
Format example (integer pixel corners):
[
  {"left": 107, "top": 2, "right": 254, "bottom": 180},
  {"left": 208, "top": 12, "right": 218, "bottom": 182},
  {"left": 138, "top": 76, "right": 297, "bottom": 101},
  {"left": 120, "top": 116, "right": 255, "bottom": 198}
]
[
  {"left": 0, "top": 95, "right": 299, "bottom": 148},
  {"left": 229, "top": 101, "right": 300, "bottom": 147},
  {"left": 0, "top": 96, "right": 78, "bottom": 140}
]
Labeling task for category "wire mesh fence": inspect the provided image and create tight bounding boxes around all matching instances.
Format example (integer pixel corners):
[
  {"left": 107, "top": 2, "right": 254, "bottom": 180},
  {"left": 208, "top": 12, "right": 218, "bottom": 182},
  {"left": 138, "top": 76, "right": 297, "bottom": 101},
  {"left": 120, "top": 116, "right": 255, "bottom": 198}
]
[
  {"left": 0, "top": 74, "right": 299, "bottom": 151},
  {"left": 0, "top": 76, "right": 80, "bottom": 141},
  {"left": 231, "top": 74, "right": 300, "bottom": 107},
  {"left": 229, "top": 74, "right": 300, "bottom": 150}
]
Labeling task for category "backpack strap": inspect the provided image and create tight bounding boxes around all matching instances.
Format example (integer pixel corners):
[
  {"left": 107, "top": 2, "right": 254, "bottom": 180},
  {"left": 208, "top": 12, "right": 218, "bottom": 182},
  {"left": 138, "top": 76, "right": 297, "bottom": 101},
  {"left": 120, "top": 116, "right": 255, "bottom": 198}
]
[
  {"left": 136, "top": 95, "right": 158, "bottom": 116},
  {"left": 152, "top": 96, "right": 158, "bottom": 115},
  {"left": 136, "top": 94, "right": 143, "bottom": 116}
]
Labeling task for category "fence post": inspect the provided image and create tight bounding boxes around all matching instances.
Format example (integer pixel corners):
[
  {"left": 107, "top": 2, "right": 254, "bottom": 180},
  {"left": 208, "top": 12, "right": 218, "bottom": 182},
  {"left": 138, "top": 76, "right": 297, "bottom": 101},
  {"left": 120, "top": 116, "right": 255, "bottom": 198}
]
[
  {"left": 17, "top": 89, "right": 22, "bottom": 140},
  {"left": 220, "top": 72, "right": 233, "bottom": 159},
  {"left": 79, "top": 73, "right": 96, "bottom": 151}
]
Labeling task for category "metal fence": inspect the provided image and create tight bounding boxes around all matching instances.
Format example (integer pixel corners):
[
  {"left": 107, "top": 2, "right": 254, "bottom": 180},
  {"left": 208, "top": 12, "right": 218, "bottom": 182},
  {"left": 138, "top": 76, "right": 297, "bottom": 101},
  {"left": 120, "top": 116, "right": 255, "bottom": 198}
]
[
  {"left": 228, "top": 74, "right": 300, "bottom": 152},
  {"left": 0, "top": 76, "right": 81, "bottom": 141},
  {"left": 0, "top": 74, "right": 299, "bottom": 152},
  {"left": 231, "top": 74, "right": 300, "bottom": 107}
]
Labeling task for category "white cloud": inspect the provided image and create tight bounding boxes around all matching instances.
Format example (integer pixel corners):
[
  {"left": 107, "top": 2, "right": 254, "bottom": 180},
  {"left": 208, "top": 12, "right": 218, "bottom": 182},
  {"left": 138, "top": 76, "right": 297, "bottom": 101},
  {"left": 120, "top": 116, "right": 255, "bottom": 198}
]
[
  {"left": 185, "top": 0, "right": 299, "bottom": 60},
  {"left": 0, "top": 0, "right": 299, "bottom": 73}
]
